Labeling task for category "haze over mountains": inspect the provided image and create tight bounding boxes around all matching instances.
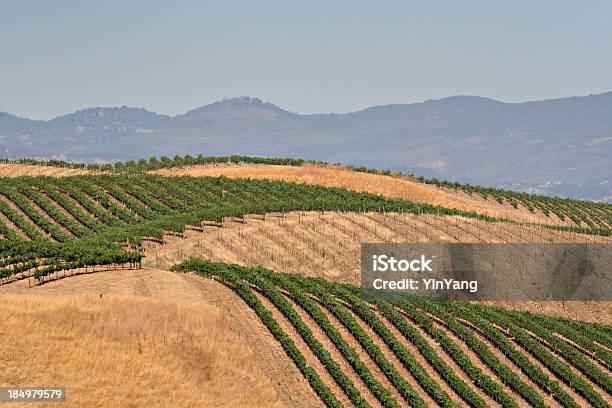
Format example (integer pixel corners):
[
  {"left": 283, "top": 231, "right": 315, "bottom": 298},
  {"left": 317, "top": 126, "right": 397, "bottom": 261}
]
[{"left": 1, "top": 92, "right": 611, "bottom": 201}]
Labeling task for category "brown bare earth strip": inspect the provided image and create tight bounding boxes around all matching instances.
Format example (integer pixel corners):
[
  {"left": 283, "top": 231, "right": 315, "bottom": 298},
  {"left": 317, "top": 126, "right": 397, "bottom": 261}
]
[
  {"left": 427, "top": 315, "right": 558, "bottom": 407},
  {"left": 240, "top": 228, "right": 299, "bottom": 272},
  {"left": 342, "top": 302, "right": 445, "bottom": 407},
  {"left": 280, "top": 292, "right": 379, "bottom": 407},
  {"left": 265, "top": 224, "right": 339, "bottom": 279},
  {"left": 359, "top": 213, "right": 407, "bottom": 243},
  {"left": 281, "top": 222, "right": 351, "bottom": 277},
  {"left": 0, "top": 210, "right": 28, "bottom": 239},
  {"left": 364, "top": 212, "right": 424, "bottom": 242},
  {"left": 22, "top": 194, "right": 75, "bottom": 237},
  {"left": 0, "top": 164, "right": 92, "bottom": 177},
  {"left": 251, "top": 289, "right": 342, "bottom": 407}
]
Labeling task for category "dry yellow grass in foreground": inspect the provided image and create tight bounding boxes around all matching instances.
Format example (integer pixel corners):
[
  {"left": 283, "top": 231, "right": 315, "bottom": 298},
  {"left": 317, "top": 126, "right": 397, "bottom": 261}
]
[
  {"left": 0, "top": 294, "right": 283, "bottom": 408},
  {"left": 152, "top": 163, "right": 572, "bottom": 226},
  {"left": 0, "top": 164, "right": 92, "bottom": 177}
]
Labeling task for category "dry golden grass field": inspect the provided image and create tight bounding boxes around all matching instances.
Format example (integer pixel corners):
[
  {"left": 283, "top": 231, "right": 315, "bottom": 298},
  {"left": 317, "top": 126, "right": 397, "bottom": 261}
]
[
  {"left": 0, "top": 269, "right": 321, "bottom": 408},
  {"left": 0, "top": 164, "right": 92, "bottom": 178}
]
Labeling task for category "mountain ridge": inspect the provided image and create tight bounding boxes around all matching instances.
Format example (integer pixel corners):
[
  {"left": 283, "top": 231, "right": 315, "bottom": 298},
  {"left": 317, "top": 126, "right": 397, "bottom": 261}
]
[
  {"left": 5, "top": 91, "right": 612, "bottom": 122},
  {"left": 1, "top": 92, "right": 611, "bottom": 201}
]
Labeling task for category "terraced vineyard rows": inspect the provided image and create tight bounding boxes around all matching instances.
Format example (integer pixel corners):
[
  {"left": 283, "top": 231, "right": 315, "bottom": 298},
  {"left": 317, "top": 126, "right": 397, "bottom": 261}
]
[
  {"left": 420, "top": 179, "right": 612, "bottom": 230},
  {"left": 0, "top": 175, "right": 476, "bottom": 244},
  {"left": 173, "top": 260, "right": 612, "bottom": 408},
  {"left": 0, "top": 174, "right": 487, "bottom": 284},
  {"left": 2, "top": 155, "right": 611, "bottom": 229},
  {"left": 0, "top": 158, "right": 610, "bottom": 407},
  {"left": 144, "top": 211, "right": 612, "bottom": 282}
]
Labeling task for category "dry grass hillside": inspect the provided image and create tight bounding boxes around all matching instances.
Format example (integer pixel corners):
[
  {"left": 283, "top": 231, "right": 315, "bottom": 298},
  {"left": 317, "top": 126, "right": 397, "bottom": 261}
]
[
  {"left": 152, "top": 163, "right": 575, "bottom": 226},
  {"left": 0, "top": 269, "right": 321, "bottom": 408},
  {"left": 0, "top": 164, "right": 92, "bottom": 177},
  {"left": 3, "top": 268, "right": 610, "bottom": 407}
]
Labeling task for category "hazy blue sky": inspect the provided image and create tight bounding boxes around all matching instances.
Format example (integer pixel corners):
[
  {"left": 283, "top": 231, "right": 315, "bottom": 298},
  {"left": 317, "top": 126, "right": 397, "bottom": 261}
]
[{"left": 2, "top": 0, "right": 612, "bottom": 119}]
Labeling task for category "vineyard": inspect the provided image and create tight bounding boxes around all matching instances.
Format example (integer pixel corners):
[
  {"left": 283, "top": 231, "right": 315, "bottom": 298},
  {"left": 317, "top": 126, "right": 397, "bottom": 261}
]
[
  {"left": 145, "top": 155, "right": 612, "bottom": 230},
  {"left": 0, "top": 158, "right": 610, "bottom": 407},
  {"left": 0, "top": 168, "right": 609, "bottom": 288},
  {"left": 142, "top": 210, "right": 612, "bottom": 283},
  {"left": 0, "top": 173, "right": 485, "bottom": 285},
  {"left": 417, "top": 177, "right": 612, "bottom": 230},
  {"left": 173, "top": 259, "right": 612, "bottom": 408},
  {"left": 2, "top": 155, "right": 611, "bottom": 229}
]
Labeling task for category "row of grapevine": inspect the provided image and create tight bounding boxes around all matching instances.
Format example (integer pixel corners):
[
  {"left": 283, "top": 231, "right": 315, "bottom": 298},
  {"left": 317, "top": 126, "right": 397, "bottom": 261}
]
[
  {"left": 0, "top": 173, "right": 510, "bottom": 248},
  {"left": 3, "top": 154, "right": 609, "bottom": 230},
  {"left": 0, "top": 240, "right": 141, "bottom": 284},
  {"left": 171, "top": 259, "right": 612, "bottom": 408}
]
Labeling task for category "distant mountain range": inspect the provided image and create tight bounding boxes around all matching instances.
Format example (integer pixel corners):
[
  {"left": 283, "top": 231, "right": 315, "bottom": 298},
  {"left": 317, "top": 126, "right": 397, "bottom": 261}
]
[{"left": 1, "top": 93, "right": 611, "bottom": 201}]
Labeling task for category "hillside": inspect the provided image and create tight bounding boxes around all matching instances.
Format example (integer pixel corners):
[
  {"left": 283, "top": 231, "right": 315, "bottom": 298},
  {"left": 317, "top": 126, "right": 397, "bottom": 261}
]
[
  {"left": 0, "top": 158, "right": 609, "bottom": 228},
  {"left": 2, "top": 92, "right": 612, "bottom": 200},
  {"left": 0, "top": 163, "right": 608, "bottom": 289},
  {"left": 153, "top": 162, "right": 612, "bottom": 228},
  {"left": 0, "top": 163, "right": 92, "bottom": 177},
  {"left": 141, "top": 210, "right": 611, "bottom": 322},
  {"left": 0, "top": 269, "right": 317, "bottom": 407},
  {"left": 2, "top": 264, "right": 611, "bottom": 407},
  {"left": 142, "top": 210, "right": 610, "bottom": 280},
  {"left": 0, "top": 160, "right": 610, "bottom": 407},
  {"left": 168, "top": 260, "right": 612, "bottom": 408}
]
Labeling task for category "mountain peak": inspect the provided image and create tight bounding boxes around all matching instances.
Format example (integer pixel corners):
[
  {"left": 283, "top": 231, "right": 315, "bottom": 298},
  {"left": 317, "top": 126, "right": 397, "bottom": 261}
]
[
  {"left": 177, "top": 96, "right": 290, "bottom": 121},
  {"left": 199, "top": 96, "right": 285, "bottom": 111},
  {"left": 48, "top": 106, "right": 169, "bottom": 129},
  {"left": 218, "top": 96, "right": 273, "bottom": 107}
]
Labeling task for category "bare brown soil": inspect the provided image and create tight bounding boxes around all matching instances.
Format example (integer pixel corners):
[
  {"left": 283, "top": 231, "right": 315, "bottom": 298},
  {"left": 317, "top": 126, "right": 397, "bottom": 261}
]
[{"left": 151, "top": 163, "right": 576, "bottom": 226}]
